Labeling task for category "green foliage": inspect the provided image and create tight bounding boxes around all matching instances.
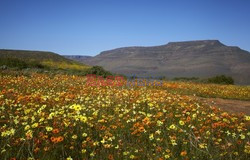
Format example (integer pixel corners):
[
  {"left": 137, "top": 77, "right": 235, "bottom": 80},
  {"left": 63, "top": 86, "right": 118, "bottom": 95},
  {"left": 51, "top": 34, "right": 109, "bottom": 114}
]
[
  {"left": 0, "top": 58, "right": 46, "bottom": 69},
  {"left": 85, "top": 66, "right": 113, "bottom": 77},
  {"left": 207, "top": 75, "right": 234, "bottom": 85},
  {"left": 173, "top": 77, "right": 199, "bottom": 81},
  {"left": 0, "top": 58, "right": 28, "bottom": 69}
]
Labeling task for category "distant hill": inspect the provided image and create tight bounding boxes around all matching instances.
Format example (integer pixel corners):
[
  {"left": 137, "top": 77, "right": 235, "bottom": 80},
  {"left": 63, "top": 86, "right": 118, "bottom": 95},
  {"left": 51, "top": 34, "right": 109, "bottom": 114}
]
[
  {"left": 0, "top": 49, "right": 89, "bottom": 70},
  {"left": 77, "top": 40, "right": 250, "bottom": 85},
  {"left": 64, "top": 55, "right": 92, "bottom": 63}
]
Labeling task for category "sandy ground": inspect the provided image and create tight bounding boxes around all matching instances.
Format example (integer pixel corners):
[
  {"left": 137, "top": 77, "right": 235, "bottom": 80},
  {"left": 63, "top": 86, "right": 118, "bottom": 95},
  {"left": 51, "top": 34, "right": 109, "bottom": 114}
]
[{"left": 190, "top": 96, "right": 250, "bottom": 115}]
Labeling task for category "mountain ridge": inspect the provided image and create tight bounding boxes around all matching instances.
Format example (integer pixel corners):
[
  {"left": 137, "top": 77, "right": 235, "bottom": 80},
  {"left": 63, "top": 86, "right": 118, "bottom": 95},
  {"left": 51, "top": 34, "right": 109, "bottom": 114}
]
[{"left": 71, "top": 40, "right": 250, "bottom": 85}]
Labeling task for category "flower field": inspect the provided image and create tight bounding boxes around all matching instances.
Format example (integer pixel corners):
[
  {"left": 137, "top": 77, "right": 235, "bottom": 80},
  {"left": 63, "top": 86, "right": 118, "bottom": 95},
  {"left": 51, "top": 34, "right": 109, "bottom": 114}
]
[
  {"left": 162, "top": 82, "right": 250, "bottom": 100},
  {"left": 0, "top": 73, "right": 249, "bottom": 160}
]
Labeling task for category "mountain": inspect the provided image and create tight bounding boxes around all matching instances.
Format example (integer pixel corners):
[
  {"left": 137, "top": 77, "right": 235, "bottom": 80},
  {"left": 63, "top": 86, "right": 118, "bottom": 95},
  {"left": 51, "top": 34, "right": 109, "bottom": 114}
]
[
  {"left": 63, "top": 55, "right": 92, "bottom": 63},
  {"left": 0, "top": 49, "right": 89, "bottom": 70},
  {"left": 79, "top": 40, "right": 250, "bottom": 84}
]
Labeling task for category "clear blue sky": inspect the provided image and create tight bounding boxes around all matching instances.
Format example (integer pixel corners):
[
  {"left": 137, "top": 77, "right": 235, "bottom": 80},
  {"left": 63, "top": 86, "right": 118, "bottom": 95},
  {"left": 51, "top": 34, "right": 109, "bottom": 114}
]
[{"left": 0, "top": 0, "right": 249, "bottom": 56}]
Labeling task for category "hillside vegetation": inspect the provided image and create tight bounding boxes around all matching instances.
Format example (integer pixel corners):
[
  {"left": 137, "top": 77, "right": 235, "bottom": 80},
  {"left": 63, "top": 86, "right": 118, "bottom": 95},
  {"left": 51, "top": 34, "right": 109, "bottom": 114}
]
[{"left": 0, "top": 49, "right": 89, "bottom": 71}]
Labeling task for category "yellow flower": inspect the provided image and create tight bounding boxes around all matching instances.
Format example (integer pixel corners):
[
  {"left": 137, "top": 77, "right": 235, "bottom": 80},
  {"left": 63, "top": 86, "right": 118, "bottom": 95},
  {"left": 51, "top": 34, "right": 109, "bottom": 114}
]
[
  {"left": 164, "top": 154, "right": 170, "bottom": 159},
  {"left": 31, "top": 123, "right": 38, "bottom": 128},
  {"left": 66, "top": 156, "right": 73, "bottom": 160},
  {"left": 169, "top": 124, "right": 177, "bottom": 130},
  {"left": 24, "top": 125, "right": 30, "bottom": 131},
  {"left": 199, "top": 143, "right": 207, "bottom": 149},
  {"left": 46, "top": 126, "right": 53, "bottom": 132},
  {"left": 240, "top": 134, "right": 245, "bottom": 140},
  {"left": 157, "top": 120, "right": 163, "bottom": 126},
  {"left": 155, "top": 130, "right": 161, "bottom": 135},
  {"left": 130, "top": 155, "right": 135, "bottom": 159},
  {"left": 179, "top": 120, "right": 185, "bottom": 126},
  {"left": 72, "top": 135, "right": 78, "bottom": 139},
  {"left": 244, "top": 144, "right": 250, "bottom": 154},
  {"left": 71, "top": 104, "right": 81, "bottom": 111},
  {"left": 149, "top": 134, "right": 154, "bottom": 140},
  {"left": 79, "top": 116, "right": 88, "bottom": 123},
  {"left": 82, "top": 133, "right": 88, "bottom": 137},
  {"left": 245, "top": 115, "right": 250, "bottom": 121},
  {"left": 81, "top": 149, "right": 86, "bottom": 154}
]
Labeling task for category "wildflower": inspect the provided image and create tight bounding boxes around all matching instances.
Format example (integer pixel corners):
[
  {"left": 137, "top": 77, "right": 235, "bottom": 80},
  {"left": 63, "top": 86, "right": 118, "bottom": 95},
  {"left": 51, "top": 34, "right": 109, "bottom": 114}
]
[
  {"left": 232, "top": 133, "right": 236, "bottom": 138},
  {"left": 157, "top": 120, "right": 163, "bottom": 126},
  {"left": 24, "top": 125, "right": 30, "bottom": 131},
  {"left": 123, "top": 151, "right": 129, "bottom": 156},
  {"left": 31, "top": 123, "right": 38, "bottom": 128},
  {"left": 79, "top": 115, "right": 87, "bottom": 123},
  {"left": 25, "top": 130, "right": 33, "bottom": 139},
  {"left": 66, "top": 156, "right": 73, "bottom": 160},
  {"left": 155, "top": 130, "right": 161, "bottom": 135},
  {"left": 199, "top": 143, "right": 207, "bottom": 149},
  {"left": 192, "top": 113, "right": 197, "bottom": 119},
  {"left": 244, "top": 144, "right": 250, "bottom": 154},
  {"left": 57, "top": 136, "right": 64, "bottom": 142},
  {"left": 164, "top": 154, "right": 170, "bottom": 159},
  {"left": 245, "top": 115, "right": 250, "bottom": 121},
  {"left": 225, "top": 130, "right": 231, "bottom": 136},
  {"left": 52, "top": 128, "right": 59, "bottom": 134},
  {"left": 82, "top": 133, "right": 88, "bottom": 137},
  {"left": 71, "top": 104, "right": 81, "bottom": 111},
  {"left": 169, "top": 124, "right": 177, "bottom": 130},
  {"left": 101, "top": 138, "right": 106, "bottom": 144},
  {"left": 149, "top": 134, "right": 154, "bottom": 140},
  {"left": 179, "top": 120, "right": 185, "bottom": 126},
  {"left": 90, "top": 152, "right": 95, "bottom": 157},
  {"left": 46, "top": 126, "right": 53, "bottom": 132},
  {"left": 180, "top": 151, "right": 187, "bottom": 156},
  {"left": 240, "top": 133, "right": 245, "bottom": 140},
  {"left": 81, "top": 149, "right": 86, "bottom": 154},
  {"left": 72, "top": 135, "right": 78, "bottom": 140}
]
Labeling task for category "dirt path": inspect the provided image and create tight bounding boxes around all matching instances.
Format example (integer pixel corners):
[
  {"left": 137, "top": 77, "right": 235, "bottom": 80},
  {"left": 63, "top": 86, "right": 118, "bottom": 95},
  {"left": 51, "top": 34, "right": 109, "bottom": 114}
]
[{"left": 190, "top": 96, "right": 250, "bottom": 115}]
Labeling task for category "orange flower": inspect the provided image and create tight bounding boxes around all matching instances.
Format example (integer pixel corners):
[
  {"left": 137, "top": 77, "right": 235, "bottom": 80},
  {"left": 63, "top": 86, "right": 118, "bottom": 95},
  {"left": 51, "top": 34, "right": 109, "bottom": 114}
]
[
  {"left": 108, "top": 154, "right": 114, "bottom": 160},
  {"left": 180, "top": 151, "right": 187, "bottom": 156},
  {"left": 138, "top": 126, "right": 145, "bottom": 132},
  {"left": 57, "top": 136, "right": 64, "bottom": 142},
  {"left": 50, "top": 136, "right": 57, "bottom": 143},
  {"left": 156, "top": 146, "right": 162, "bottom": 152},
  {"left": 52, "top": 128, "right": 59, "bottom": 134},
  {"left": 142, "top": 117, "right": 150, "bottom": 125}
]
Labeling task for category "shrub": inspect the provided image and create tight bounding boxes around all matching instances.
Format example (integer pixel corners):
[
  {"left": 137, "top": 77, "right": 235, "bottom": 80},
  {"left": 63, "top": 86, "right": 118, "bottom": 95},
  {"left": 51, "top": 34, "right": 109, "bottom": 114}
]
[
  {"left": 0, "top": 58, "right": 28, "bottom": 69},
  {"left": 0, "top": 58, "right": 46, "bottom": 69},
  {"left": 207, "top": 75, "right": 234, "bottom": 85},
  {"left": 173, "top": 77, "right": 199, "bottom": 81},
  {"left": 85, "top": 66, "right": 112, "bottom": 77}
]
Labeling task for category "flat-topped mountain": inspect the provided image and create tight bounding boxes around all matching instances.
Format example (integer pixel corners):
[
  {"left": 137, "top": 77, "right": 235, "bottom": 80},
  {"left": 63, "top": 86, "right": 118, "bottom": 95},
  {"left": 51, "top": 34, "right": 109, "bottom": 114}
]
[{"left": 79, "top": 40, "right": 250, "bottom": 84}]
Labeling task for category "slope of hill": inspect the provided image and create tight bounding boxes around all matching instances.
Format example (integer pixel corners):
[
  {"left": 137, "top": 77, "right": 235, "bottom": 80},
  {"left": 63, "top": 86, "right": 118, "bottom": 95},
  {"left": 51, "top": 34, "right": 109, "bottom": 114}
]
[
  {"left": 79, "top": 40, "right": 250, "bottom": 85},
  {"left": 0, "top": 49, "right": 89, "bottom": 70}
]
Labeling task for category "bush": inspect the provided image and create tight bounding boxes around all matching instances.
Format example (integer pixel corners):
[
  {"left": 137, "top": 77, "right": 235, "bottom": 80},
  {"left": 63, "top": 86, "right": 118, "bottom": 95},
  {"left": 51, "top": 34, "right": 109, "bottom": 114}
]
[
  {"left": 0, "top": 58, "right": 28, "bottom": 69},
  {"left": 207, "top": 75, "right": 234, "bottom": 85},
  {"left": 85, "top": 66, "right": 112, "bottom": 77},
  {"left": 0, "top": 58, "right": 46, "bottom": 69},
  {"left": 173, "top": 77, "right": 199, "bottom": 82}
]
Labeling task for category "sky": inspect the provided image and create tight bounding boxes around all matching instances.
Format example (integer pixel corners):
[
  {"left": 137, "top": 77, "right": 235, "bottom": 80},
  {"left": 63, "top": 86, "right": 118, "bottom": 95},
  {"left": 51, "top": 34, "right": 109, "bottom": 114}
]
[{"left": 0, "top": 0, "right": 250, "bottom": 56}]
